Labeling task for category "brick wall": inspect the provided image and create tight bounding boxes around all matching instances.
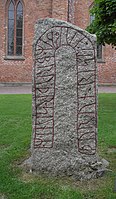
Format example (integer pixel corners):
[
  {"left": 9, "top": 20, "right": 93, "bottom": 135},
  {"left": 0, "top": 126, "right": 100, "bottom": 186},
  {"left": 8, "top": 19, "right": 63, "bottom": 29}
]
[
  {"left": 52, "top": 0, "right": 68, "bottom": 21},
  {"left": 0, "top": 0, "right": 52, "bottom": 83},
  {"left": 98, "top": 45, "right": 116, "bottom": 84},
  {"left": 0, "top": 0, "right": 115, "bottom": 84}
]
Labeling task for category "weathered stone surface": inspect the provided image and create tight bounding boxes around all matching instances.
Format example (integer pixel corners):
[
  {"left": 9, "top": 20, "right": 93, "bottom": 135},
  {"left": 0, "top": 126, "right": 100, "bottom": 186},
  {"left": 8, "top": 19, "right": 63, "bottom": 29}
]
[{"left": 31, "top": 18, "right": 106, "bottom": 179}]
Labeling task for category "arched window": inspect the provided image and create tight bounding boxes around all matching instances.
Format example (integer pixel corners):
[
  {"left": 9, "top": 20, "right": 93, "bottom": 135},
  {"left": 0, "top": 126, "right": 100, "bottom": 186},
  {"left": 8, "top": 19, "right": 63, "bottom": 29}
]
[{"left": 7, "top": 0, "right": 23, "bottom": 56}]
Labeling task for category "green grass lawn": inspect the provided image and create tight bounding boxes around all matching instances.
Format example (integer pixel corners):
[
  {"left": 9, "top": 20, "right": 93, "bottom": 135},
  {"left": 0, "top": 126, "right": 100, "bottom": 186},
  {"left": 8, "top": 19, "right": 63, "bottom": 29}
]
[{"left": 0, "top": 94, "right": 116, "bottom": 199}]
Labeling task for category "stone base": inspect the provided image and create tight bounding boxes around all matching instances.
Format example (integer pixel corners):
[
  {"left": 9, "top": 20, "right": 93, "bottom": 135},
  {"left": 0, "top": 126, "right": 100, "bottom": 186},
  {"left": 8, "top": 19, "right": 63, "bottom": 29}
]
[{"left": 23, "top": 152, "right": 108, "bottom": 180}]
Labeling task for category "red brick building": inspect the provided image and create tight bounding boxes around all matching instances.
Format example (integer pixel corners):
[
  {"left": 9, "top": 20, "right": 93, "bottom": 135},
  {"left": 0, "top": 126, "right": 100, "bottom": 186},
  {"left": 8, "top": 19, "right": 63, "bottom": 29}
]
[{"left": 0, "top": 0, "right": 115, "bottom": 85}]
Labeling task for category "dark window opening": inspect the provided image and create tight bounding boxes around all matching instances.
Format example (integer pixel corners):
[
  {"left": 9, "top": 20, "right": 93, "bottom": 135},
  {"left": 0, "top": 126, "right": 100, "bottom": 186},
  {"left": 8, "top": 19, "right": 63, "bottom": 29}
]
[{"left": 97, "top": 44, "right": 102, "bottom": 60}]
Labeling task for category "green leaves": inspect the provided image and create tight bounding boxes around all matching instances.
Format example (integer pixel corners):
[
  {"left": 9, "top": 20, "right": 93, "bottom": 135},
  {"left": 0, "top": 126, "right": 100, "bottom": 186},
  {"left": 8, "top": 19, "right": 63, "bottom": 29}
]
[{"left": 87, "top": 0, "right": 116, "bottom": 47}]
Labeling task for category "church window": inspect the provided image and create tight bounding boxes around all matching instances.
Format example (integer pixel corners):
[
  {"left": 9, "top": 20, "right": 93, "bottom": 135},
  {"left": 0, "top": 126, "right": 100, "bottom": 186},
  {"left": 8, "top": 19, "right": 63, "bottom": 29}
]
[{"left": 7, "top": 0, "right": 23, "bottom": 56}]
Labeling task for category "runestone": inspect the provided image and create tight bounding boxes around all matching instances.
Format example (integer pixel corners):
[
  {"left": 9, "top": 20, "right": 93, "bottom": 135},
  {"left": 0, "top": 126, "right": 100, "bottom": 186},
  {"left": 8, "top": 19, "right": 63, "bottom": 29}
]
[{"left": 31, "top": 18, "right": 106, "bottom": 179}]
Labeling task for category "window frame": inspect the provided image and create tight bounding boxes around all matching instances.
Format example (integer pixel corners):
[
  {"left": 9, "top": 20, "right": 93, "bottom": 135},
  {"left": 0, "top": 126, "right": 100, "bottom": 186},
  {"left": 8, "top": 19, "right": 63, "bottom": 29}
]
[
  {"left": 89, "top": 4, "right": 105, "bottom": 63},
  {"left": 5, "top": 0, "right": 24, "bottom": 60}
]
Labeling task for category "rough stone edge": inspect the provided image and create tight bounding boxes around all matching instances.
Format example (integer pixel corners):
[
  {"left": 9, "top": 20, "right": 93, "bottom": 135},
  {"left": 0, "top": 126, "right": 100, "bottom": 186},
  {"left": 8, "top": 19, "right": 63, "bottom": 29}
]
[
  {"left": 21, "top": 156, "right": 110, "bottom": 180},
  {"left": 33, "top": 17, "right": 97, "bottom": 49}
]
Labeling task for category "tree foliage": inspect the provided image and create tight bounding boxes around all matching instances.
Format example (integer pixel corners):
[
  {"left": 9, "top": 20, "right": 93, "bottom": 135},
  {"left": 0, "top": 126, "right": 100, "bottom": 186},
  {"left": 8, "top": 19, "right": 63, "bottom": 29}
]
[{"left": 87, "top": 0, "right": 116, "bottom": 47}]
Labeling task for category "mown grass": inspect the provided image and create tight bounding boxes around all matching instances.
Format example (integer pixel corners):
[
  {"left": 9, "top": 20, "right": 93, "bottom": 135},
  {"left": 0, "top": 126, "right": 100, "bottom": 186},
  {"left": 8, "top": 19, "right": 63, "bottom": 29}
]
[{"left": 0, "top": 94, "right": 116, "bottom": 199}]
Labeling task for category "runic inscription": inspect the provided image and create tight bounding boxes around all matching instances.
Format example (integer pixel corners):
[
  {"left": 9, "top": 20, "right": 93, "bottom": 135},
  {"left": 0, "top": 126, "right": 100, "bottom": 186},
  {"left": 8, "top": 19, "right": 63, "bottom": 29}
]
[{"left": 33, "top": 25, "right": 97, "bottom": 155}]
